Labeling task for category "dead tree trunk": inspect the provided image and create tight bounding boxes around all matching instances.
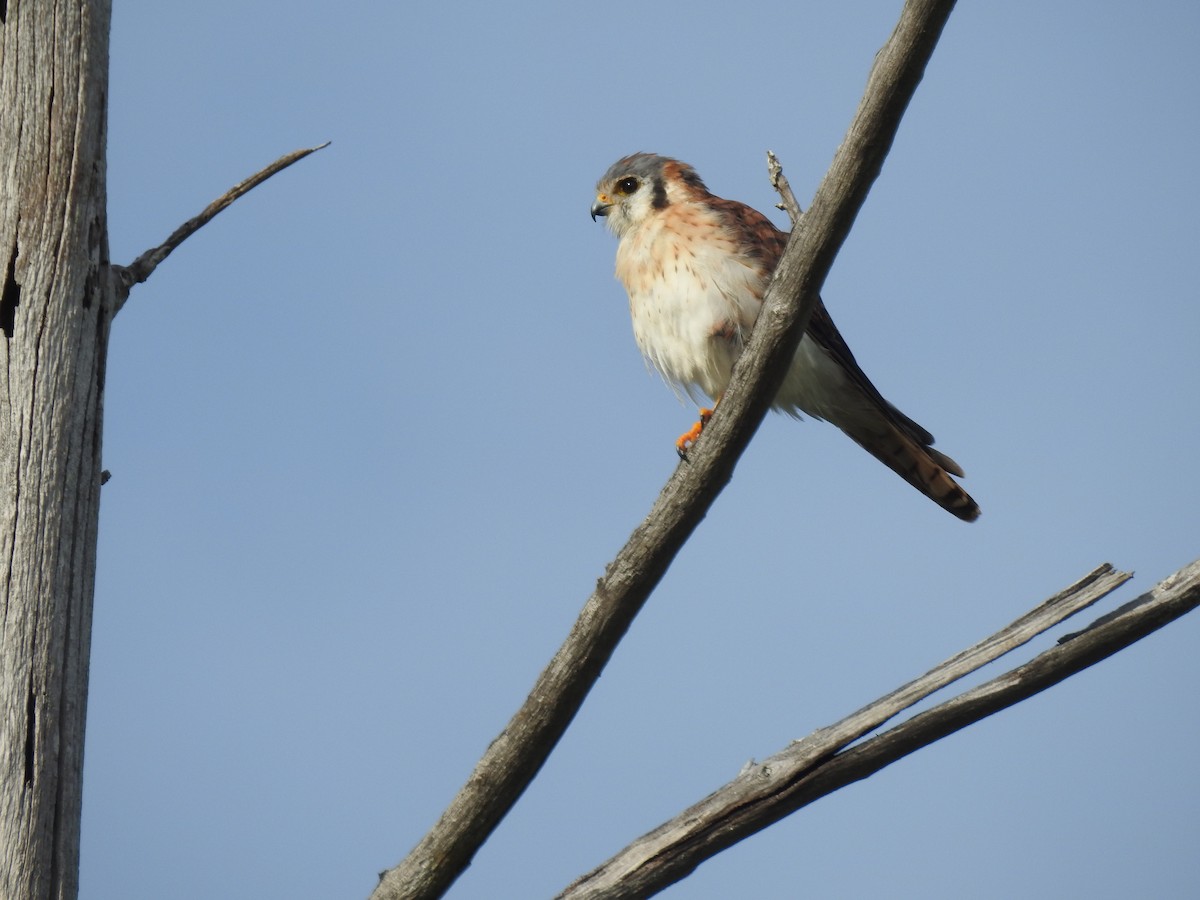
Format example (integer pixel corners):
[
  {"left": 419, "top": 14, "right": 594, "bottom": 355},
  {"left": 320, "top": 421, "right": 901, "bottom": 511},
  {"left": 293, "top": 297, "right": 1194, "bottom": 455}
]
[{"left": 0, "top": 2, "right": 113, "bottom": 899}]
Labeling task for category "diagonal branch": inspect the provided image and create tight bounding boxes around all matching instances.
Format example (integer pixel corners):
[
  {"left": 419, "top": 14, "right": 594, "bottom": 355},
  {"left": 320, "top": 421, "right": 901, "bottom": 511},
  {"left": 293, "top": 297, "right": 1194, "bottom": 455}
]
[
  {"left": 372, "top": 2, "right": 959, "bottom": 898},
  {"left": 111, "top": 142, "right": 330, "bottom": 310},
  {"left": 560, "top": 557, "right": 1200, "bottom": 898}
]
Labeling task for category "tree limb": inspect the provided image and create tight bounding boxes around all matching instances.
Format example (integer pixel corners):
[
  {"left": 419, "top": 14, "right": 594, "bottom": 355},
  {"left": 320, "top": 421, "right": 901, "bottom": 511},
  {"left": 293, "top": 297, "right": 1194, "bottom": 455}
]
[
  {"left": 111, "top": 142, "right": 330, "bottom": 310},
  {"left": 372, "top": 2, "right": 959, "bottom": 897},
  {"left": 558, "top": 557, "right": 1200, "bottom": 897}
]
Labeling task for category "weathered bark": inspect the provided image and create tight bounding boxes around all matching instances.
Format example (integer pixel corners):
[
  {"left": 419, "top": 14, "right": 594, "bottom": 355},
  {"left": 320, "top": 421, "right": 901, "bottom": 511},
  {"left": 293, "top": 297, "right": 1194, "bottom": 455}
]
[
  {"left": 1, "top": 2, "right": 114, "bottom": 899},
  {"left": 0, "top": 8, "right": 319, "bottom": 891}
]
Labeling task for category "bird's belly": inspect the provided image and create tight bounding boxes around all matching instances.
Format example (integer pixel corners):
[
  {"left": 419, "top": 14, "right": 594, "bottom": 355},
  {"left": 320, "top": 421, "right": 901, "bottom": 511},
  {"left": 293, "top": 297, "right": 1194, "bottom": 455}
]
[
  {"left": 628, "top": 277, "right": 848, "bottom": 419},
  {"left": 628, "top": 277, "right": 745, "bottom": 402}
]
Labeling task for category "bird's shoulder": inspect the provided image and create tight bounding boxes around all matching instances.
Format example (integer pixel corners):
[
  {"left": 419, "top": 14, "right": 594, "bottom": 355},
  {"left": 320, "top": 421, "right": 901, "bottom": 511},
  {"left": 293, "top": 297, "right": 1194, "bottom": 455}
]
[{"left": 700, "top": 195, "right": 789, "bottom": 273}]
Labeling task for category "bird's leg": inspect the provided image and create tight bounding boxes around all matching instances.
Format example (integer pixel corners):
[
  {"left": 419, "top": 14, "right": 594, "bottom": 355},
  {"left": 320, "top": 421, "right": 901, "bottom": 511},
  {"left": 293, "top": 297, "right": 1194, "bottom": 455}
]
[{"left": 675, "top": 402, "right": 718, "bottom": 459}]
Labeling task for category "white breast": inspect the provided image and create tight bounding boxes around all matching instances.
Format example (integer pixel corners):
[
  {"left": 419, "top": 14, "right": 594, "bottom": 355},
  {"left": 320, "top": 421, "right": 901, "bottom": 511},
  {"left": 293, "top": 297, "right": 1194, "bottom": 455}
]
[
  {"left": 614, "top": 207, "right": 764, "bottom": 402},
  {"left": 612, "top": 201, "right": 853, "bottom": 421}
]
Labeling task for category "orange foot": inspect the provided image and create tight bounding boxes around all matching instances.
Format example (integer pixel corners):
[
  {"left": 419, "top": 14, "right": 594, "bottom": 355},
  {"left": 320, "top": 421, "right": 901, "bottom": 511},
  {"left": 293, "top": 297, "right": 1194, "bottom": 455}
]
[{"left": 675, "top": 408, "right": 714, "bottom": 459}]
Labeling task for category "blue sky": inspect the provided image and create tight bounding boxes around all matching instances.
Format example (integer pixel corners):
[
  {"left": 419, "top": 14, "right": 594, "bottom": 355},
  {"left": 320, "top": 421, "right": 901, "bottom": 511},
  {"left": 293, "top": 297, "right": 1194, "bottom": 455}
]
[{"left": 85, "top": 2, "right": 1200, "bottom": 897}]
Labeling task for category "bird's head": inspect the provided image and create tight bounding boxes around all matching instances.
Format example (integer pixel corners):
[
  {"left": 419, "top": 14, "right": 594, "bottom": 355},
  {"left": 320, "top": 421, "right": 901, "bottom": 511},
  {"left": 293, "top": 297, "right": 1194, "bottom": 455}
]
[{"left": 591, "top": 153, "right": 708, "bottom": 238}]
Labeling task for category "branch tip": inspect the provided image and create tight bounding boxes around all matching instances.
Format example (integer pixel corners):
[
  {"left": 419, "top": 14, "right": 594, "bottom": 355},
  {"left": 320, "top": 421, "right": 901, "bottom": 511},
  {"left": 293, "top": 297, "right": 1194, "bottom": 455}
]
[
  {"left": 112, "top": 141, "right": 332, "bottom": 309},
  {"left": 766, "top": 150, "right": 803, "bottom": 225}
]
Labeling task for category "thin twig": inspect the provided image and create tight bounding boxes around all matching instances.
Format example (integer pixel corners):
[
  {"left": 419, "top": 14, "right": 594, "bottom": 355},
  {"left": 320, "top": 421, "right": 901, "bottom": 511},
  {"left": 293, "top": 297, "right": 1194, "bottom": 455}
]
[
  {"left": 767, "top": 150, "right": 804, "bottom": 225},
  {"left": 111, "top": 142, "right": 330, "bottom": 309}
]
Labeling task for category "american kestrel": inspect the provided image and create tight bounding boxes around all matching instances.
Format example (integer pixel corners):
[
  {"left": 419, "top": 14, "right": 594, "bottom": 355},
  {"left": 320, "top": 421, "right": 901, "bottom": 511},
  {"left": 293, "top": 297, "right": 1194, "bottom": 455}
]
[{"left": 591, "top": 152, "right": 980, "bottom": 522}]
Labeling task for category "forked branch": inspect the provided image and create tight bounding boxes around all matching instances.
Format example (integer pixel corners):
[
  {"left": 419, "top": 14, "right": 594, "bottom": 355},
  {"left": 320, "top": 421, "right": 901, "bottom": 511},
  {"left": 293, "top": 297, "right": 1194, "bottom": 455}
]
[{"left": 559, "top": 558, "right": 1200, "bottom": 897}]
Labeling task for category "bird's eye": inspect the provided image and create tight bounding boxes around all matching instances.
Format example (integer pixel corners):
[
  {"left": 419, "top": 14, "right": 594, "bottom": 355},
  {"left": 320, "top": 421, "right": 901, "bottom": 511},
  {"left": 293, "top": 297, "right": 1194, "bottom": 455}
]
[{"left": 615, "top": 176, "right": 640, "bottom": 195}]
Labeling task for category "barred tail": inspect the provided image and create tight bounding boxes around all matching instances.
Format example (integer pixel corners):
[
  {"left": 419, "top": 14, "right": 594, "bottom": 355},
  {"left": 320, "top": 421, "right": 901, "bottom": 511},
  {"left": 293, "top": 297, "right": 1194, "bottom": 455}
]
[{"left": 840, "top": 419, "right": 980, "bottom": 522}]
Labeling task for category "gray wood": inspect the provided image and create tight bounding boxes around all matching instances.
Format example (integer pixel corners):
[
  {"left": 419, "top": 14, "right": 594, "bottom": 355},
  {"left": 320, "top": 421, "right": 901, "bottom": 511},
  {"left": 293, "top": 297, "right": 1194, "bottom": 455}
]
[
  {"left": 7, "top": 3, "right": 1190, "bottom": 899},
  {"left": 558, "top": 561, "right": 1200, "bottom": 898},
  {"left": 1, "top": 5, "right": 322, "bottom": 896},
  {"left": 1, "top": 4, "right": 112, "bottom": 899}
]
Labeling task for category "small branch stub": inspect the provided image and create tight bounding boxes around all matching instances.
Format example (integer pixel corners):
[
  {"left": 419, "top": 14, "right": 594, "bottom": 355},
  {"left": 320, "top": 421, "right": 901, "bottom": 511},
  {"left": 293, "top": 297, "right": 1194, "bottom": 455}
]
[{"left": 767, "top": 150, "right": 804, "bottom": 225}]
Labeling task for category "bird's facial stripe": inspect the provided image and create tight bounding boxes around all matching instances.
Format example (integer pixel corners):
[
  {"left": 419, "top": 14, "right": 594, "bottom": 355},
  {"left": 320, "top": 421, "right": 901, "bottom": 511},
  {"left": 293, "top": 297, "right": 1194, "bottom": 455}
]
[{"left": 651, "top": 177, "right": 668, "bottom": 210}]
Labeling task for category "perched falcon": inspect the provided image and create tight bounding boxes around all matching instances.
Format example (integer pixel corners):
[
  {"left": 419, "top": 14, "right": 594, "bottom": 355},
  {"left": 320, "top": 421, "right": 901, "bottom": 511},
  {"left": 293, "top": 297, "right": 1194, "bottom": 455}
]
[{"left": 591, "top": 152, "right": 980, "bottom": 522}]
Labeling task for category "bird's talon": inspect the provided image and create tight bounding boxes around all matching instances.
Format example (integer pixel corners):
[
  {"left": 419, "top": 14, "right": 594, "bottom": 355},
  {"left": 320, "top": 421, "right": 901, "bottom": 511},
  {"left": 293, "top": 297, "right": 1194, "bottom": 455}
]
[{"left": 675, "top": 412, "right": 711, "bottom": 459}]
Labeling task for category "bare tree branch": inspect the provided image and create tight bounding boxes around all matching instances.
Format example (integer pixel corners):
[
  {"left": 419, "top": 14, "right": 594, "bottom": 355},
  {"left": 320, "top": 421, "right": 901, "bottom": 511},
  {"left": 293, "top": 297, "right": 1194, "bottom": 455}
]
[
  {"left": 372, "top": 2, "right": 959, "bottom": 898},
  {"left": 558, "top": 560, "right": 1158, "bottom": 896},
  {"left": 560, "top": 557, "right": 1200, "bottom": 898},
  {"left": 111, "top": 142, "right": 330, "bottom": 309}
]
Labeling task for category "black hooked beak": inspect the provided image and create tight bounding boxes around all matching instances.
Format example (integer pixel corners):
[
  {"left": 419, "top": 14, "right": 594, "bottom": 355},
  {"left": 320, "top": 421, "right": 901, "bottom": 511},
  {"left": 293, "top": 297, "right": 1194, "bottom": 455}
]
[{"left": 590, "top": 196, "right": 612, "bottom": 222}]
